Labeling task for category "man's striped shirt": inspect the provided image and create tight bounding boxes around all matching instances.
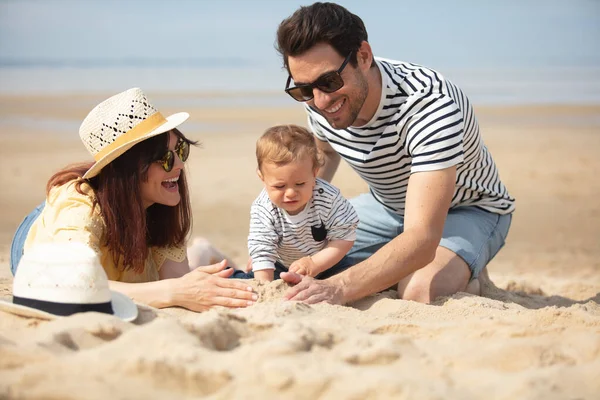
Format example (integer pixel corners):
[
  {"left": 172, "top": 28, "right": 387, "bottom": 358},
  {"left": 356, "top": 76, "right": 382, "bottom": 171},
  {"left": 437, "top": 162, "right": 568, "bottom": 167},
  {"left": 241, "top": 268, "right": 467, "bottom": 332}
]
[
  {"left": 248, "top": 179, "right": 359, "bottom": 271},
  {"left": 307, "top": 57, "right": 515, "bottom": 216}
]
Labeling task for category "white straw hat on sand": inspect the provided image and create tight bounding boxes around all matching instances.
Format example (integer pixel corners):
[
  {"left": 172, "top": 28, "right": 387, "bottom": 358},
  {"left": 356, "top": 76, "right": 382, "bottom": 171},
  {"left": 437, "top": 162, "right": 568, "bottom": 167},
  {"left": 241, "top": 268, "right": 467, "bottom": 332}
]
[
  {"left": 80, "top": 87, "right": 189, "bottom": 179},
  {"left": 0, "top": 242, "right": 138, "bottom": 322}
]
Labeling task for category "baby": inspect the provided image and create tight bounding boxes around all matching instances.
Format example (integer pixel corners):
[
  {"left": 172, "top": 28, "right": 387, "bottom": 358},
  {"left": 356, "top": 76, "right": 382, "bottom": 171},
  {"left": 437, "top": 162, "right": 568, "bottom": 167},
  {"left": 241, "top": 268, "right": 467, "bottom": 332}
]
[{"left": 247, "top": 124, "right": 359, "bottom": 281}]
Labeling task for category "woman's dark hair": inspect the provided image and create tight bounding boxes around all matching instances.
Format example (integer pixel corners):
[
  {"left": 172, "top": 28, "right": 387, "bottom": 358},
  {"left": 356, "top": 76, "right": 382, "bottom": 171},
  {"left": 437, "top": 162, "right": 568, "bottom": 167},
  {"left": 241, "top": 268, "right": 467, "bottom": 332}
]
[
  {"left": 276, "top": 2, "right": 368, "bottom": 70},
  {"left": 46, "top": 129, "right": 196, "bottom": 273}
]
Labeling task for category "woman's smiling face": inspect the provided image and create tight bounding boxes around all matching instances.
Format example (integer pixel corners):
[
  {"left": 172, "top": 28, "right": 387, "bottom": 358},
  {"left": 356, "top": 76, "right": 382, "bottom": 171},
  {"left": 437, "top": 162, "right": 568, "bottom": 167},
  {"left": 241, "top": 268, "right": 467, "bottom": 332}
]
[{"left": 140, "top": 131, "right": 185, "bottom": 209}]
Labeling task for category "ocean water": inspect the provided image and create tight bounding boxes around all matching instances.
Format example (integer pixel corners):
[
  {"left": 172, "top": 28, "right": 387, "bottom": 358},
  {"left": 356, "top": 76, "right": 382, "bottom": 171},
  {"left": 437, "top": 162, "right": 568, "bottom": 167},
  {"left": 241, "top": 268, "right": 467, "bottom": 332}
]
[
  {"left": 1, "top": 64, "right": 600, "bottom": 107},
  {"left": 2, "top": 0, "right": 599, "bottom": 107},
  {"left": 2, "top": 63, "right": 600, "bottom": 136}
]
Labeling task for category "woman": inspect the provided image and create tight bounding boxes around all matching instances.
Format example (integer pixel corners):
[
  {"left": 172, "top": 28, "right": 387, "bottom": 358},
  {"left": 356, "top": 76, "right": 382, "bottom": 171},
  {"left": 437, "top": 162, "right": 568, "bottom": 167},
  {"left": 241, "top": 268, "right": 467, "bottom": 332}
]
[{"left": 10, "top": 88, "right": 257, "bottom": 312}]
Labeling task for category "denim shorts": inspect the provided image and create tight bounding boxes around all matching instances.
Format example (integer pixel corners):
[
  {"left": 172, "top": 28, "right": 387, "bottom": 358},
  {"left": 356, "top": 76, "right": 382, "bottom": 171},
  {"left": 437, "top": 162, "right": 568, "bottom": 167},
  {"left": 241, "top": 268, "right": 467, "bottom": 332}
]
[
  {"left": 10, "top": 202, "right": 45, "bottom": 276},
  {"left": 346, "top": 193, "right": 512, "bottom": 279}
]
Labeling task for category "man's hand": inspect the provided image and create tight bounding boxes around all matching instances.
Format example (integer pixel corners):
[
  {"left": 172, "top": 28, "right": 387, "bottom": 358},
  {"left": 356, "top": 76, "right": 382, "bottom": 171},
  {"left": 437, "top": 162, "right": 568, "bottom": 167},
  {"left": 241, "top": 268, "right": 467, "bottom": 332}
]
[
  {"left": 281, "top": 271, "right": 345, "bottom": 305},
  {"left": 288, "top": 256, "right": 317, "bottom": 277}
]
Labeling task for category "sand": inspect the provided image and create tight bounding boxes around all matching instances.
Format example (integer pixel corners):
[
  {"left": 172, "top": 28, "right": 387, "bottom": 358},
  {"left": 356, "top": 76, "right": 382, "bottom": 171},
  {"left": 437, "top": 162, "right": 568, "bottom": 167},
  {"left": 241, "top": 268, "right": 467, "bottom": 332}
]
[{"left": 0, "top": 94, "right": 599, "bottom": 399}]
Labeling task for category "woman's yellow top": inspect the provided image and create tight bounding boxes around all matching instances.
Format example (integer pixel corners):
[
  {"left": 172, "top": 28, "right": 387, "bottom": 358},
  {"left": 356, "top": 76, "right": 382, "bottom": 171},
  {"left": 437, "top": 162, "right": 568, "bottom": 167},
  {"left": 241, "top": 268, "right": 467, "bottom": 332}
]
[{"left": 24, "top": 181, "right": 186, "bottom": 283}]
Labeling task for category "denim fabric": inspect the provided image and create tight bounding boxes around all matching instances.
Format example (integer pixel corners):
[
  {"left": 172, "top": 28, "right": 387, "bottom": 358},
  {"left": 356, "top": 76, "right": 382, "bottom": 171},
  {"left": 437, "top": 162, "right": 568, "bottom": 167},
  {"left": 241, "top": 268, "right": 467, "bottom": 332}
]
[
  {"left": 345, "top": 193, "right": 512, "bottom": 279},
  {"left": 10, "top": 202, "right": 45, "bottom": 276}
]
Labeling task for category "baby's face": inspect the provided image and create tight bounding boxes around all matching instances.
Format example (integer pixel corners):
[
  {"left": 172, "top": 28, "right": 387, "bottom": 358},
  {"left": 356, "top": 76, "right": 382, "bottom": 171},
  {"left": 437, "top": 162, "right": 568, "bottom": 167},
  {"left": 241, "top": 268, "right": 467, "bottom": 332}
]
[{"left": 259, "top": 155, "right": 317, "bottom": 215}]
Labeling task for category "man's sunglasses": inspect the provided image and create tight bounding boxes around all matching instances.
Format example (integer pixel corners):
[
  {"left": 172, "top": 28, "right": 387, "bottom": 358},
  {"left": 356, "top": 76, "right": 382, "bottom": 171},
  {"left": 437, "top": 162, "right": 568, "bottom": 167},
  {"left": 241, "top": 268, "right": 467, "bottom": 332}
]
[
  {"left": 156, "top": 139, "right": 190, "bottom": 172},
  {"left": 284, "top": 52, "right": 352, "bottom": 102}
]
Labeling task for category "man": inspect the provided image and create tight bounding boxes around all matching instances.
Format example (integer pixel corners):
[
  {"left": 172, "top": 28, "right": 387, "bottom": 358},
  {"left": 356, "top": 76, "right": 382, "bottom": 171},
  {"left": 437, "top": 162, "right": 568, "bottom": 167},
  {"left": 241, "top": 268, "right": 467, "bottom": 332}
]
[{"left": 277, "top": 2, "right": 515, "bottom": 304}]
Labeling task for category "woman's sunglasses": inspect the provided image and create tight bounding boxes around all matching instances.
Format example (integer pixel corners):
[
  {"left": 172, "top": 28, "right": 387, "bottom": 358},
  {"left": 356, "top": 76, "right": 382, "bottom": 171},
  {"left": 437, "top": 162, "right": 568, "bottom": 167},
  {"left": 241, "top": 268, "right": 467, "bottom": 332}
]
[
  {"left": 156, "top": 139, "right": 190, "bottom": 172},
  {"left": 284, "top": 52, "right": 352, "bottom": 102}
]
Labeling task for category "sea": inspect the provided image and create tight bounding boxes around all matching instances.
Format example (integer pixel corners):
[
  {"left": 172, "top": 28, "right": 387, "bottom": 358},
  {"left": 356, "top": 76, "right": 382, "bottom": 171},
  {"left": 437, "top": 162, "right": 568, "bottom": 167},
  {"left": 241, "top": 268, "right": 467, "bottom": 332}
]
[
  {"left": 1, "top": 59, "right": 600, "bottom": 136},
  {"left": 1, "top": 61, "right": 600, "bottom": 107}
]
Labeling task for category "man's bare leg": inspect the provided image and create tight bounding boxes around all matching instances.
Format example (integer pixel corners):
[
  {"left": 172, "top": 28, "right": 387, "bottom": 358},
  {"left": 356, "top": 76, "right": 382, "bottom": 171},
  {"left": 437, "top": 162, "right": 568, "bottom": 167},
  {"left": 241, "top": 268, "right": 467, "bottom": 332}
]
[
  {"left": 397, "top": 246, "right": 471, "bottom": 303},
  {"left": 464, "top": 266, "right": 489, "bottom": 296}
]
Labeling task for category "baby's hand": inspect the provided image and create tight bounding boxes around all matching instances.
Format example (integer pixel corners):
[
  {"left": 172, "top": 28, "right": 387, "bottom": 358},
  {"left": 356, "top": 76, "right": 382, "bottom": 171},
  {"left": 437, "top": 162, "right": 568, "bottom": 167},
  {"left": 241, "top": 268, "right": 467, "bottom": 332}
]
[{"left": 288, "top": 257, "right": 317, "bottom": 277}]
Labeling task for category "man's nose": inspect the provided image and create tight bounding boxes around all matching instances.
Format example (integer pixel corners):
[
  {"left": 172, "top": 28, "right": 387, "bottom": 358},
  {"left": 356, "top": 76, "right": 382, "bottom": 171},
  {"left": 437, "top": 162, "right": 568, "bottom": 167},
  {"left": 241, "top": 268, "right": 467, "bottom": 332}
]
[{"left": 312, "top": 88, "right": 334, "bottom": 110}]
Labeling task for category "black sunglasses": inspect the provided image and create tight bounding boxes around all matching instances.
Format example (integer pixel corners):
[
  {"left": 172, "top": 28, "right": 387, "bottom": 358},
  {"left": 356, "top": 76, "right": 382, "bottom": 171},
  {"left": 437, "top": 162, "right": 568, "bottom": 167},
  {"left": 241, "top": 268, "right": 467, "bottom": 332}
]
[
  {"left": 285, "top": 52, "right": 353, "bottom": 102},
  {"left": 156, "top": 138, "right": 190, "bottom": 172}
]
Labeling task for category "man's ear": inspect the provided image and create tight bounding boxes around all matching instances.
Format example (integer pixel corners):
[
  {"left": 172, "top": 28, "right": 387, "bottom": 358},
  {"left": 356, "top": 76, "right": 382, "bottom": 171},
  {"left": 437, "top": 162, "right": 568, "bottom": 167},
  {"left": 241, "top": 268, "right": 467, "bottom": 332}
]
[
  {"left": 357, "top": 40, "right": 373, "bottom": 72},
  {"left": 257, "top": 168, "right": 264, "bottom": 182},
  {"left": 313, "top": 167, "right": 319, "bottom": 178}
]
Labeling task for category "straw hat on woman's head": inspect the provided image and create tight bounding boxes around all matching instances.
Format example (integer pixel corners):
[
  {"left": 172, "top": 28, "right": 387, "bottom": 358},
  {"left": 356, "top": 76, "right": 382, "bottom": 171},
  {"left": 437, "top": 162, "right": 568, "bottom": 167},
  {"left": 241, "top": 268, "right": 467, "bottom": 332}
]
[{"left": 80, "top": 88, "right": 189, "bottom": 179}]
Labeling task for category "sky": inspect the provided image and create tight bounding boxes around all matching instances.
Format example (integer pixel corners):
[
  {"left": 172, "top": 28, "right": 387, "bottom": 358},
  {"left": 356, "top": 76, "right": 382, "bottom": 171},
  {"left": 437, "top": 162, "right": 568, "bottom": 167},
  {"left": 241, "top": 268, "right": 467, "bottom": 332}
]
[{"left": 0, "top": 0, "right": 599, "bottom": 70}]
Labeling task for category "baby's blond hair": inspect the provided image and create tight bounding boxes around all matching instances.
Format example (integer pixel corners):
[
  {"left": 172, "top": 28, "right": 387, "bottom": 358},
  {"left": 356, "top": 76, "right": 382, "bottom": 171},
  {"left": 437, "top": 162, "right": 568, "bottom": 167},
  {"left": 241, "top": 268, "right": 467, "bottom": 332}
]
[{"left": 256, "top": 124, "right": 323, "bottom": 171}]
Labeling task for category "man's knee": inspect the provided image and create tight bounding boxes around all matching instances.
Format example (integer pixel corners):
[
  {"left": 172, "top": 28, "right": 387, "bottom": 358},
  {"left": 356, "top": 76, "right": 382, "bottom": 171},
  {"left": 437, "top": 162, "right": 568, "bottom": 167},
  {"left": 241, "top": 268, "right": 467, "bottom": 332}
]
[
  {"left": 398, "top": 275, "right": 437, "bottom": 304},
  {"left": 397, "top": 249, "right": 471, "bottom": 303},
  {"left": 400, "top": 274, "right": 464, "bottom": 304}
]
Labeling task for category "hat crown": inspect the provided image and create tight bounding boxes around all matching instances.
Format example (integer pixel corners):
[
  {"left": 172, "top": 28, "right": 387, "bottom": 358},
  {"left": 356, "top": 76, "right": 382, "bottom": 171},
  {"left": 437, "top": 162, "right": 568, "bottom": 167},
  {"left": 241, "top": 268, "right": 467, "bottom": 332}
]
[
  {"left": 13, "top": 243, "right": 112, "bottom": 304},
  {"left": 79, "top": 88, "right": 159, "bottom": 157}
]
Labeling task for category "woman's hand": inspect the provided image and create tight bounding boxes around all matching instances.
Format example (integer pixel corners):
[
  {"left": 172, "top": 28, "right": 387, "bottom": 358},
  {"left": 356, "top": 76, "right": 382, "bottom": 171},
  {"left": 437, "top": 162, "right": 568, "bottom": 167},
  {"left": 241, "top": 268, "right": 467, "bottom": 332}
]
[{"left": 172, "top": 260, "right": 257, "bottom": 312}]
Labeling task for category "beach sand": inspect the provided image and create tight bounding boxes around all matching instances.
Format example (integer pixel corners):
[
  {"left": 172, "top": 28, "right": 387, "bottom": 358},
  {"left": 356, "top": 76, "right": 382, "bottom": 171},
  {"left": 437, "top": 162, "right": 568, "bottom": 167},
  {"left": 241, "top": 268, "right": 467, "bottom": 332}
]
[{"left": 0, "top": 95, "right": 599, "bottom": 399}]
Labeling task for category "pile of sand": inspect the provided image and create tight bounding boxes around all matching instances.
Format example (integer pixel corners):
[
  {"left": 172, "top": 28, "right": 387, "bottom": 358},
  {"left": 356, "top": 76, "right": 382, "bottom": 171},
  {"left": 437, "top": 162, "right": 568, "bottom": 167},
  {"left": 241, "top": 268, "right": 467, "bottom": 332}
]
[{"left": 1, "top": 274, "right": 599, "bottom": 399}]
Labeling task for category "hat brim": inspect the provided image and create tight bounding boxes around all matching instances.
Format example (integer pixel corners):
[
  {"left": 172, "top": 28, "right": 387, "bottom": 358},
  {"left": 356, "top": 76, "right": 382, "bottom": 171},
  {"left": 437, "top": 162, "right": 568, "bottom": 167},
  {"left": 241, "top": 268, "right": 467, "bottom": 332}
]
[
  {"left": 83, "top": 112, "right": 190, "bottom": 179},
  {"left": 0, "top": 290, "right": 138, "bottom": 322},
  {"left": 110, "top": 291, "right": 138, "bottom": 322}
]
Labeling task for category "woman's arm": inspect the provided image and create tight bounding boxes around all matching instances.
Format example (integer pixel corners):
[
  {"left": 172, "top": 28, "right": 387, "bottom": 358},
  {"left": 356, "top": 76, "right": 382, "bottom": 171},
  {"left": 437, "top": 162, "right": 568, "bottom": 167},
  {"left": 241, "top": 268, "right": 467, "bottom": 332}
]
[
  {"left": 110, "top": 260, "right": 257, "bottom": 311},
  {"left": 109, "top": 279, "right": 177, "bottom": 309}
]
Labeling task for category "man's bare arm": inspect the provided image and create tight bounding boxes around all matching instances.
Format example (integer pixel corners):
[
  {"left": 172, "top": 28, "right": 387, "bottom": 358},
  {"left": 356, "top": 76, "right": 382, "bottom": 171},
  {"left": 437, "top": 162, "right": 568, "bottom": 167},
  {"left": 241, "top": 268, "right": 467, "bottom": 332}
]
[
  {"left": 316, "top": 139, "right": 341, "bottom": 182},
  {"left": 329, "top": 166, "right": 456, "bottom": 303}
]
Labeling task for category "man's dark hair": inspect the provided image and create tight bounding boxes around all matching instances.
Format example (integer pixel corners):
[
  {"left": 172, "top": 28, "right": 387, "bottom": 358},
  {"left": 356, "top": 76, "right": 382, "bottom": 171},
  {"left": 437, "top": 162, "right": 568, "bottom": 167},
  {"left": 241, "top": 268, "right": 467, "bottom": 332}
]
[{"left": 276, "top": 2, "right": 368, "bottom": 70}]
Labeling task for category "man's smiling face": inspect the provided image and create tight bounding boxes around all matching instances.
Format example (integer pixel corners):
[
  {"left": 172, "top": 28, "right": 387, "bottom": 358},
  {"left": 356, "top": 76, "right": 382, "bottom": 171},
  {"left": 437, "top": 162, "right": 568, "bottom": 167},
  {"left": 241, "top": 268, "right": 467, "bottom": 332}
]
[{"left": 287, "top": 43, "right": 369, "bottom": 129}]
